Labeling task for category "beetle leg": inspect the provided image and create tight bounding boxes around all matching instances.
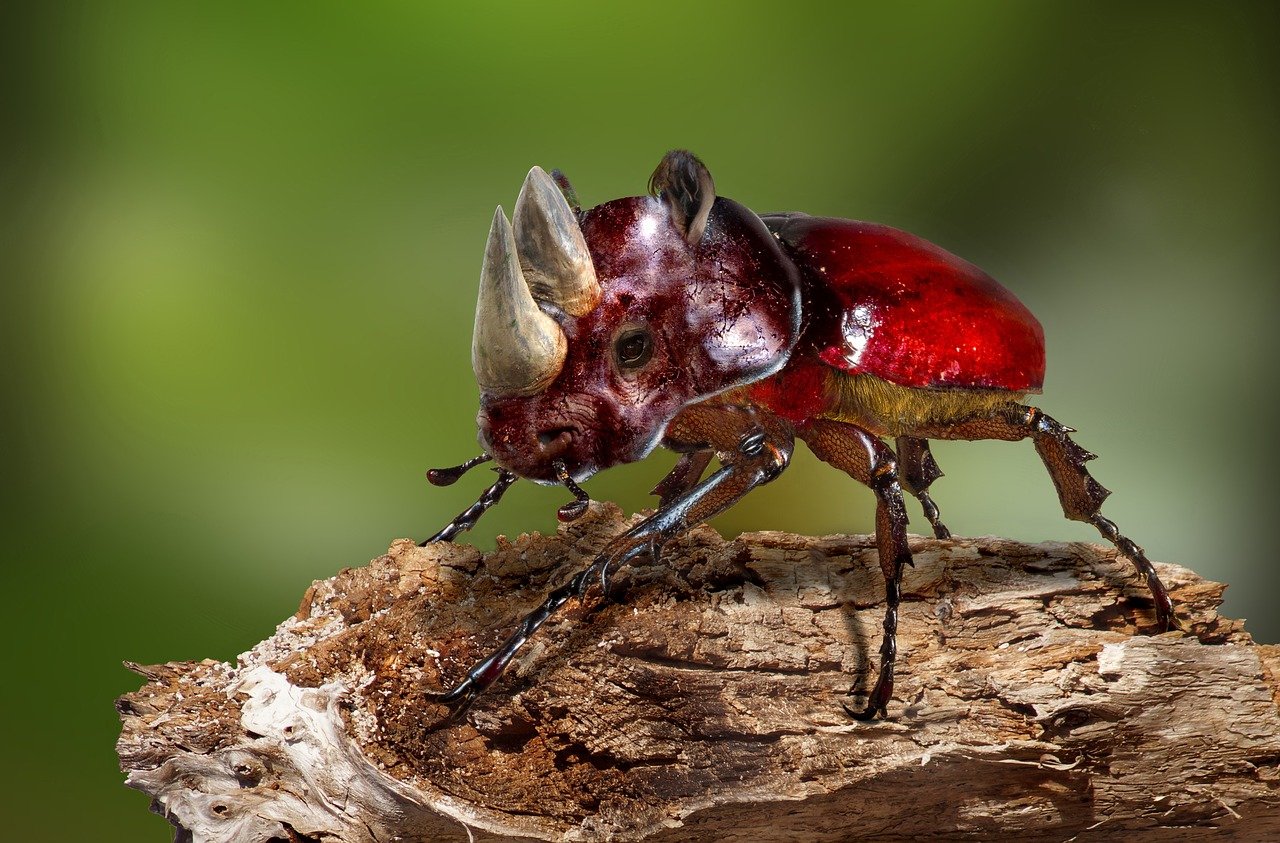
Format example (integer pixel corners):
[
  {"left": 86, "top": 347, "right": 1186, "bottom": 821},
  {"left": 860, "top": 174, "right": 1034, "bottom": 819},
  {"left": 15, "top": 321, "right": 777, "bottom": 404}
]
[
  {"left": 436, "top": 561, "right": 597, "bottom": 716},
  {"left": 895, "top": 436, "right": 950, "bottom": 539},
  {"left": 649, "top": 448, "right": 714, "bottom": 509},
  {"left": 913, "top": 404, "right": 1175, "bottom": 631},
  {"left": 1025, "top": 408, "right": 1175, "bottom": 631},
  {"left": 419, "top": 468, "right": 518, "bottom": 545},
  {"left": 586, "top": 406, "right": 790, "bottom": 596},
  {"left": 437, "top": 405, "right": 793, "bottom": 720},
  {"left": 585, "top": 440, "right": 781, "bottom": 599},
  {"left": 800, "top": 419, "right": 912, "bottom": 720}
]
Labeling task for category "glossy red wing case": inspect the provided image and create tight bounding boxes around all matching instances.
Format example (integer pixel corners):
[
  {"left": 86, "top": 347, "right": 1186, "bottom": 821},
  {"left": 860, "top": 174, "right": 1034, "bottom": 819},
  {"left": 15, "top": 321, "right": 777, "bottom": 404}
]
[{"left": 765, "top": 215, "right": 1045, "bottom": 393}]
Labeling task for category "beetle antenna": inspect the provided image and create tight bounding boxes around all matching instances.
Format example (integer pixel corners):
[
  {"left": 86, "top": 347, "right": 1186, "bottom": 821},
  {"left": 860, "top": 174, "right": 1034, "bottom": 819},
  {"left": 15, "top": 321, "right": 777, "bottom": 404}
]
[
  {"left": 553, "top": 460, "right": 591, "bottom": 522},
  {"left": 427, "top": 454, "right": 493, "bottom": 487}
]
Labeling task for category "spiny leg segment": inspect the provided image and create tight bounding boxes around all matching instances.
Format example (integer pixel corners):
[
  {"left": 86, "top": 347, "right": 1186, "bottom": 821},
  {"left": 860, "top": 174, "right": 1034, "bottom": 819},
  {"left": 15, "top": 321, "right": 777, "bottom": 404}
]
[
  {"left": 1027, "top": 408, "right": 1175, "bottom": 630},
  {"left": 917, "top": 403, "right": 1175, "bottom": 630}
]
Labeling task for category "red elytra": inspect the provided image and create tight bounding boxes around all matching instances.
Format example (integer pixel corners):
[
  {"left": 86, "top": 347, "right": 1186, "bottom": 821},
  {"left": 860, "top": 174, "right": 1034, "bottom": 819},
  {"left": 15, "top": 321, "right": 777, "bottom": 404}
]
[{"left": 788, "top": 216, "right": 1044, "bottom": 386}]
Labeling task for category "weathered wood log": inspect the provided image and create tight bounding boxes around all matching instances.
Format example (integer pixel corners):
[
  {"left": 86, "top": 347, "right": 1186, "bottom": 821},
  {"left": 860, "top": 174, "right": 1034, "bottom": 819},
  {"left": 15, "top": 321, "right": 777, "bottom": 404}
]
[{"left": 117, "top": 503, "right": 1280, "bottom": 842}]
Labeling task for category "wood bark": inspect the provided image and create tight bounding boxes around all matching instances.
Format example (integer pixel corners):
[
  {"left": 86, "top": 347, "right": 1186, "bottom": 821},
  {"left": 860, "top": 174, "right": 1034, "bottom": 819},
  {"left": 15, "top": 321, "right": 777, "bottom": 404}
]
[{"left": 117, "top": 504, "right": 1280, "bottom": 841}]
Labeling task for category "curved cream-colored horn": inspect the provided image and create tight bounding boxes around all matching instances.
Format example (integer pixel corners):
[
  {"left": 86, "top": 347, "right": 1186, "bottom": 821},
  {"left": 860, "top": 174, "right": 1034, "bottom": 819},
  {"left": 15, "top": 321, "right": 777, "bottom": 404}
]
[
  {"left": 512, "top": 166, "right": 601, "bottom": 317},
  {"left": 472, "top": 206, "right": 567, "bottom": 397}
]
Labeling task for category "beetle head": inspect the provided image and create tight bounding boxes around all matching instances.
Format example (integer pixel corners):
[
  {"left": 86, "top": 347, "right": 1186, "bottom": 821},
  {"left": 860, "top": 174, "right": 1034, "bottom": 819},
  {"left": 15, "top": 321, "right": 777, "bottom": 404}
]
[{"left": 471, "top": 151, "right": 800, "bottom": 485}]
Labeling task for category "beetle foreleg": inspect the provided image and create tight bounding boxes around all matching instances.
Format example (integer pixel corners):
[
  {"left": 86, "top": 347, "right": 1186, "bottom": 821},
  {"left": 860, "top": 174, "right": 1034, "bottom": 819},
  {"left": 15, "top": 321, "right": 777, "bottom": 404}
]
[
  {"left": 435, "top": 405, "right": 793, "bottom": 720},
  {"left": 582, "top": 416, "right": 792, "bottom": 598},
  {"left": 437, "top": 565, "right": 592, "bottom": 718},
  {"left": 420, "top": 468, "right": 518, "bottom": 545},
  {"left": 895, "top": 436, "right": 950, "bottom": 539},
  {"left": 800, "top": 419, "right": 912, "bottom": 720}
]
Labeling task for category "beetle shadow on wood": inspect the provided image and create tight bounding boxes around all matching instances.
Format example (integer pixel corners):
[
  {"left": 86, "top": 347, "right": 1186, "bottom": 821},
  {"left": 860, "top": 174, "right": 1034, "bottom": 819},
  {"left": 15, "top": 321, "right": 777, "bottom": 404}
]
[{"left": 473, "top": 528, "right": 894, "bottom": 723}]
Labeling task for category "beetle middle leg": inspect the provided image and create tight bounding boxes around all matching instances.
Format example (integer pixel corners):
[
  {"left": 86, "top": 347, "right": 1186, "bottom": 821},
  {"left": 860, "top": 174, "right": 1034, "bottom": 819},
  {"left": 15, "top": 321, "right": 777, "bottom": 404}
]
[
  {"left": 800, "top": 418, "right": 913, "bottom": 720},
  {"left": 895, "top": 436, "right": 950, "bottom": 539},
  {"left": 436, "top": 404, "right": 793, "bottom": 718},
  {"left": 649, "top": 448, "right": 714, "bottom": 508}
]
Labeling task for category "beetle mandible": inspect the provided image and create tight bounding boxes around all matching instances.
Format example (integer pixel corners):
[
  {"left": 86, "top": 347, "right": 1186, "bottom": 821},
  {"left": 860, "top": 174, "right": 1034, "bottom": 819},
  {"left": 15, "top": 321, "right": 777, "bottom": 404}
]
[{"left": 422, "top": 150, "right": 1175, "bottom": 720}]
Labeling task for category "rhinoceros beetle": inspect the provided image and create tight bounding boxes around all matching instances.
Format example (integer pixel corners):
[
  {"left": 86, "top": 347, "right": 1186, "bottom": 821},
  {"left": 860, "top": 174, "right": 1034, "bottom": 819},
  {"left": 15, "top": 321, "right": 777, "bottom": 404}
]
[{"left": 421, "top": 150, "right": 1175, "bottom": 721}]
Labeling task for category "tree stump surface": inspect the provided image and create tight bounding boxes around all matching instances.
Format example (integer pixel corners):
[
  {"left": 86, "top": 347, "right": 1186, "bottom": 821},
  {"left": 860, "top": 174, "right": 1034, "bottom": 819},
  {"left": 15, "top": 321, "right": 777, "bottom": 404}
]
[{"left": 116, "top": 503, "right": 1280, "bottom": 841}]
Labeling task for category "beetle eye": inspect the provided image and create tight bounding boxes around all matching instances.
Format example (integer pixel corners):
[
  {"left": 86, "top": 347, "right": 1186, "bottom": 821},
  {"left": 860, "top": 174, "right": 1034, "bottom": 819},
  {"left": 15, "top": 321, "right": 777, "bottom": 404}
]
[{"left": 614, "top": 328, "right": 654, "bottom": 369}]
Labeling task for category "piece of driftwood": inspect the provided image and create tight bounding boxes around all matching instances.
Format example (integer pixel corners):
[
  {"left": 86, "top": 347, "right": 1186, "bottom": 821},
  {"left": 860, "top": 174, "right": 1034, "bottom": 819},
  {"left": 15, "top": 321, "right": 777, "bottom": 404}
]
[{"left": 117, "top": 503, "right": 1280, "bottom": 842}]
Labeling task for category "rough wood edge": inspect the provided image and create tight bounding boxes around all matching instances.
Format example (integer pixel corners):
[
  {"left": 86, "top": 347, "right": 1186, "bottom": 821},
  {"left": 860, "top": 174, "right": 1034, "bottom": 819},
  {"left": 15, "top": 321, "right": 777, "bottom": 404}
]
[{"left": 117, "top": 504, "right": 1280, "bottom": 842}]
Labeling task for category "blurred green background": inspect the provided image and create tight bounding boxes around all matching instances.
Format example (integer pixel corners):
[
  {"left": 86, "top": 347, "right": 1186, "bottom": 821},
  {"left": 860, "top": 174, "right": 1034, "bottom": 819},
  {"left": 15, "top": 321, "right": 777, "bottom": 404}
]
[{"left": 3, "top": 1, "right": 1276, "bottom": 839}]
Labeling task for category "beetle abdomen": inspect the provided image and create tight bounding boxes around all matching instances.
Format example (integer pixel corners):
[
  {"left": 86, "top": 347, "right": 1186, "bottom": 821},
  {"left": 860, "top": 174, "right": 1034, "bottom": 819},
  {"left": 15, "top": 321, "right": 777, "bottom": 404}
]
[
  {"left": 821, "top": 371, "right": 1022, "bottom": 438},
  {"left": 764, "top": 215, "right": 1045, "bottom": 394}
]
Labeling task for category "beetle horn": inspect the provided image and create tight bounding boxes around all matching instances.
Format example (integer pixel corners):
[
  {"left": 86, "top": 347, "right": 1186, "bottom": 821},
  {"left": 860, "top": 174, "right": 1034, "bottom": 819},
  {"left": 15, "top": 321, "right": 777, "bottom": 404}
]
[
  {"left": 472, "top": 206, "right": 568, "bottom": 397},
  {"left": 512, "top": 166, "right": 601, "bottom": 317}
]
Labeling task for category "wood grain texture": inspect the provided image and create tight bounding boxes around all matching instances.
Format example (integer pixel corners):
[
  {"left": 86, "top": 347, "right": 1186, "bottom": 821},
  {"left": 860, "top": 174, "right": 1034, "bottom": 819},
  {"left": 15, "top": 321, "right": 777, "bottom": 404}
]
[{"left": 117, "top": 504, "right": 1280, "bottom": 841}]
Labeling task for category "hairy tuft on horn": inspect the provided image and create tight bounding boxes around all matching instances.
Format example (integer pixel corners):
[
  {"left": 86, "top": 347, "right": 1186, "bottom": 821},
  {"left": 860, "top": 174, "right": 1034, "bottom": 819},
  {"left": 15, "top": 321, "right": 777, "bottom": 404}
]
[
  {"left": 512, "top": 166, "right": 601, "bottom": 317},
  {"left": 472, "top": 206, "right": 567, "bottom": 397}
]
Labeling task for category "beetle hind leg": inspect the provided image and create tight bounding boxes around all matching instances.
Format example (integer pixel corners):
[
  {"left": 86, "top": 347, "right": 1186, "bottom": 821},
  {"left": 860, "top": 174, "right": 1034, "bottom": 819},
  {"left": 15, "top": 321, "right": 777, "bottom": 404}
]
[
  {"left": 1025, "top": 408, "right": 1176, "bottom": 631},
  {"left": 896, "top": 436, "right": 950, "bottom": 539},
  {"left": 921, "top": 404, "right": 1175, "bottom": 631}
]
